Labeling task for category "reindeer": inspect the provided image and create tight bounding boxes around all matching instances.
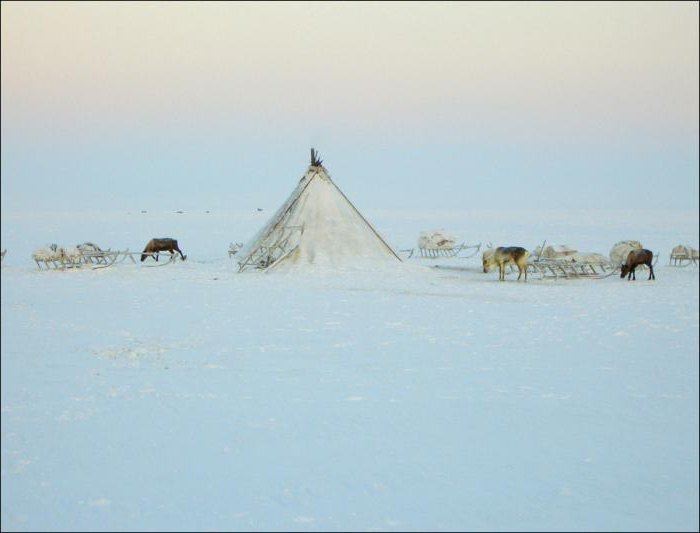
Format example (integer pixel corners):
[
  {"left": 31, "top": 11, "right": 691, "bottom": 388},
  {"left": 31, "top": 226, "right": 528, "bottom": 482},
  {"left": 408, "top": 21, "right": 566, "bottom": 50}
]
[
  {"left": 141, "top": 238, "right": 186, "bottom": 262},
  {"left": 620, "top": 249, "right": 655, "bottom": 281},
  {"left": 482, "top": 246, "right": 529, "bottom": 281}
]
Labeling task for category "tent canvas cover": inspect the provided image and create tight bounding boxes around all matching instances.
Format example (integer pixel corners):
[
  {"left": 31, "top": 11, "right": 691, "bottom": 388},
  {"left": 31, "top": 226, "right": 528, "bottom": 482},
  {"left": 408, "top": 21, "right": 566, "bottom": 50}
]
[{"left": 237, "top": 149, "right": 401, "bottom": 271}]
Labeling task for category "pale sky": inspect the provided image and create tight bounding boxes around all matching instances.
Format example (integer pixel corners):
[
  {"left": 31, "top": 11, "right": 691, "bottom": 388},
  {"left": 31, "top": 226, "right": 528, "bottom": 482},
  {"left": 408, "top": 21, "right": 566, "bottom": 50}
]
[{"left": 1, "top": 1, "right": 698, "bottom": 212}]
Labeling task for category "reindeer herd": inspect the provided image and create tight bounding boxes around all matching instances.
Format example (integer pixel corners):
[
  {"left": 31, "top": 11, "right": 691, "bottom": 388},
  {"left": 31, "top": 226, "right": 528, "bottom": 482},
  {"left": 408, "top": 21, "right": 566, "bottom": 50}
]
[
  {"left": 482, "top": 243, "right": 658, "bottom": 282},
  {"left": 4, "top": 235, "right": 697, "bottom": 282}
]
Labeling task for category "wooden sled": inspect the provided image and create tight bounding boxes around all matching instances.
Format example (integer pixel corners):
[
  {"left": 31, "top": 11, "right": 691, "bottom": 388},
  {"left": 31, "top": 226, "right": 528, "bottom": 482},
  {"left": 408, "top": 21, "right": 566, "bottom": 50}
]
[
  {"left": 34, "top": 256, "right": 84, "bottom": 270},
  {"left": 91, "top": 250, "right": 180, "bottom": 268},
  {"left": 401, "top": 242, "right": 481, "bottom": 259},
  {"left": 525, "top": 240, "right": 620, "bottom": 280},
  {"left": 79, "top": 248, "right": 121, "bottom": 268},
  {"left": 33, "top": 249, "right": 120, "bottom": 270},
  {"left": 238, "top": 225, "right": 304, "bottom": 271},
  {"left": 669, "top": 247, "right": 699, "bottom": 267},
  {"left": 79, "top": 249, "right": 132, "bottom": 270},
  {"left": 526, "top": 259, "right": 620, "bottom": 280},
  {"left": 33, "top": 248, "right": 180, "bottom": 270}
]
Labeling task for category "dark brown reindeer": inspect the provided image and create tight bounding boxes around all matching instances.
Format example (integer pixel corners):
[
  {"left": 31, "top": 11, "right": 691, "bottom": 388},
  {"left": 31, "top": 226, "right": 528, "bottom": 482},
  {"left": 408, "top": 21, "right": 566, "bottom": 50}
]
[
  {"left": 141, "top": 238, "right": 186, "bottom": 262},
  {"left": 620, "top": 249, "right": 655, "bottom": 280}
]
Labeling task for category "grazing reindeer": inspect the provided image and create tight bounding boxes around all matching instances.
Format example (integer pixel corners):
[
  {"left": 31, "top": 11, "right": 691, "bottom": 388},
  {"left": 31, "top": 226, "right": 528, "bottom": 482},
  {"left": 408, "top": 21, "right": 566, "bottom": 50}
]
[
  {"left": 620, "top": 249, "right": 655, "bottom": 281},
  {"left": 483, "top": 246, "right": 529, "bottom": 281},
  {"left": 141, "top": 238, "right": 186, "bottom": 262}
]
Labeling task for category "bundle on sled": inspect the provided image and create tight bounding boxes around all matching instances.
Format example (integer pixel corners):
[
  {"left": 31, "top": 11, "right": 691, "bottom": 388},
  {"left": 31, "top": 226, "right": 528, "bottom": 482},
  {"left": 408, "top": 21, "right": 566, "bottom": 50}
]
[
  {"left": 401, "top": 230, "right": 481, "bottom": 259},
  {"left": 32, "top": 242, "right": 125, "bottom": 270},
  {"left": 74, "top": 242, "right": 118, "bottom": 267},
  {"left": 521, "top": 241, "right": 619, "bottom": 279},
  {"left": 32, "top": 244, "right": 85, "bottom": 270},
  {"left": 609, "top": 240, "right": 658, "bottom": 270},
  {"left": 669, "top": 244, "right": 699, "bottom": 267}
]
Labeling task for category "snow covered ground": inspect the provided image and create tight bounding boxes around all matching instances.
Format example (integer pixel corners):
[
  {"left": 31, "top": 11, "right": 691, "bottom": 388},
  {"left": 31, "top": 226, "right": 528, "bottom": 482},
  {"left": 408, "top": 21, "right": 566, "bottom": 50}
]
[{"left": 1, "top": 209, "right": 698, "bottom": 532}]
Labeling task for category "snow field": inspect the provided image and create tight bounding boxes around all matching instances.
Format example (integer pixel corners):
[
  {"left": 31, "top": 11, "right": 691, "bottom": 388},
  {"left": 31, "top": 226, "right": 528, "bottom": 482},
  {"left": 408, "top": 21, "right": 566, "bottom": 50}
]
[{"left": 1, "top": 209, "right": 698, "bottom": 531}]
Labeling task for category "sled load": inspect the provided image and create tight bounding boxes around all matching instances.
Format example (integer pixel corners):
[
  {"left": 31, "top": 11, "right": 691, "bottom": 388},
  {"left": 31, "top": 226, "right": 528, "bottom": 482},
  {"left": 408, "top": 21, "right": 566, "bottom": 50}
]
[
  {"left": 236, "top": 149, "right": 401, "bottom": 272},
  {"left": 669, "top": 244, "right": 699, "bottom": 267},
  {"left": 532, "top": 244, "right": 578, "bottom": 260},
  {"left": 32, "top": 243, "right": 125, "bottom": 270},
  {"left": 609, "top": 240, "right": 643, "bottom": 265},
  {"left": 523, "top": 241, "right": 620, "bottom": 279},
  {"left": 609, "top": 240, "right": 658, "bottom": 269},
  {"left": 33, "top": 244, "right": 92, "bottom": 270},
  {"left": 401, "top": 230, "right": 481, "bottom": 259}
]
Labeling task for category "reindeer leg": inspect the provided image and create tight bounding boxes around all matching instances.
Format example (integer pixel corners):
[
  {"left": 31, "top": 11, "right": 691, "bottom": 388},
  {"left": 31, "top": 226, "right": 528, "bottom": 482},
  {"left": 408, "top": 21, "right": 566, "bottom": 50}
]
[
  {"left": 649, "top": 264, "right": 655, "bottom": 280},
  {"left": 519, "top": 262, "right": 527, "bottom": 281}
]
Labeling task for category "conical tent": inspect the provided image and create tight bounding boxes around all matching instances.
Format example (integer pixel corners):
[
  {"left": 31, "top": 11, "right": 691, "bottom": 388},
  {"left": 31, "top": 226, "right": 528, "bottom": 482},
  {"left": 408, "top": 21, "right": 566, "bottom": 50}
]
[{"left": 237, "top": 149, "right": 401, "bottom": 271}]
